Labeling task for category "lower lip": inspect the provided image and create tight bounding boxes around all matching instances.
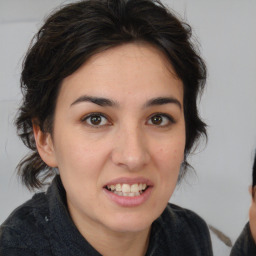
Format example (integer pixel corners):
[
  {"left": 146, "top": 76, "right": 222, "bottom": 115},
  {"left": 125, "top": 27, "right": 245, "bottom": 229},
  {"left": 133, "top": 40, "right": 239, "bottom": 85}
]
[{"left": 103, "top": 187, "right": 153, "bottom": 207}]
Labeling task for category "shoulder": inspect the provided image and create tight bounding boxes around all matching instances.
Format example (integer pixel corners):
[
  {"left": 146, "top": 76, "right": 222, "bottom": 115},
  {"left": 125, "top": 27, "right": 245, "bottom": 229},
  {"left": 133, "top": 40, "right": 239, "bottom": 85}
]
[
  {"left": 164, "top": 203, "right": 209, "bottom": 233},
  {"left": 152, "top": 203, "right": 213, "bottom": 255},
  {"left": 231, "top": 222, "right": 256, "bottom": 256},
  {"left": 0, "top": 192, "right": 49, "bottom": 250}
]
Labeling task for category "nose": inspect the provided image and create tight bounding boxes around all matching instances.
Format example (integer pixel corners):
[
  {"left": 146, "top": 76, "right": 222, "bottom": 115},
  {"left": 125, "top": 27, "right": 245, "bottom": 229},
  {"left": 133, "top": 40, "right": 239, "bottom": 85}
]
[{"left": 111, "top": 125, "right": 150, "bottom": 171}]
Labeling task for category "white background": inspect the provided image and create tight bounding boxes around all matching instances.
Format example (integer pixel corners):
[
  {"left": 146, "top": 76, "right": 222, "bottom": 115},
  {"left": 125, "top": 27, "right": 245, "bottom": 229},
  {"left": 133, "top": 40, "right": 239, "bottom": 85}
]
[{"left": 1, "top": 0, "right": 256, "bottom": 255}]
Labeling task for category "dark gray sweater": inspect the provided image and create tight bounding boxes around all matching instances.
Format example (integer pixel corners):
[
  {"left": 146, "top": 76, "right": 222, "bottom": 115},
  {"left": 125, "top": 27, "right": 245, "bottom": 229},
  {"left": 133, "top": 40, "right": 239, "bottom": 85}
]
[
  {"left": 231, "top": 222, "right": 256, "bottom": 256},
  {"left": 0, "top": 175, "right": 213, "bottom": 256}
]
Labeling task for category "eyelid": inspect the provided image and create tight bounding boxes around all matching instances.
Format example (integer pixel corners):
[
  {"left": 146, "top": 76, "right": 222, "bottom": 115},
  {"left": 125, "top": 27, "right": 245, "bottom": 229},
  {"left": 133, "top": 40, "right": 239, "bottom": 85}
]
[
  {"left": 146, "top": 113, "right": 175, "bottom": 127},
  {"left": 81, "top": 112, "right": 112, "bottom": 127}
]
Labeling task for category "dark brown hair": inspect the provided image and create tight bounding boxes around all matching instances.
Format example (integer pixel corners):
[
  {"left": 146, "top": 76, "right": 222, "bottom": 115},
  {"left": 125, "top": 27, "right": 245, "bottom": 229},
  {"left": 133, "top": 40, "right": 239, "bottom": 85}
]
[
  {"left": 16, "top": 0, "right": 207, "bottom": 190},
  {"left": 252, "top": 151, "right": 256, "bottom": 190}
]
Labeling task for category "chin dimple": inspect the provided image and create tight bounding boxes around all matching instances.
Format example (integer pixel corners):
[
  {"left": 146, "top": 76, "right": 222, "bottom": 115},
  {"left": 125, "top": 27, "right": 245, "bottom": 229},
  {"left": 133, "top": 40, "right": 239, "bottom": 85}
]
[{"left": 106, "top": 183, "right": 148, "bottom": 196}]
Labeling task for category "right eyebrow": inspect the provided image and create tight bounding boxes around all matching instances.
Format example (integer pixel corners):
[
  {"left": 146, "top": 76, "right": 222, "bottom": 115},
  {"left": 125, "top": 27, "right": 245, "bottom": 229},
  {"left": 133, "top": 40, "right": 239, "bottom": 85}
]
[
  {"left": 70, "top": 95, "right": 118, "bottom": 108},
  {"left": 144, "top": 96, "right": 182, "bottom": 110}
]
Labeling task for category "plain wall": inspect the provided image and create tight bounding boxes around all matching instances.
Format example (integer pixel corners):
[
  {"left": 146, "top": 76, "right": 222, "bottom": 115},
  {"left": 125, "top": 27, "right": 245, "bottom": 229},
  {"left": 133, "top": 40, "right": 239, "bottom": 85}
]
[{"left": 1, "top": 0, "right": 256, "bottom": 255}]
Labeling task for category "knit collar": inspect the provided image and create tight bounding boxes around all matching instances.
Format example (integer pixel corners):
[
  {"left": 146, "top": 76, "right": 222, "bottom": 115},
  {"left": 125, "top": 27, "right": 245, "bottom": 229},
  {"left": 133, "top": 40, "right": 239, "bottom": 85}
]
[
  {"left": 47, "top": 175, "right": 102, "bottom": 256},
  {"left": 46, "top": 175, "right": 165, "bottom": 256}
]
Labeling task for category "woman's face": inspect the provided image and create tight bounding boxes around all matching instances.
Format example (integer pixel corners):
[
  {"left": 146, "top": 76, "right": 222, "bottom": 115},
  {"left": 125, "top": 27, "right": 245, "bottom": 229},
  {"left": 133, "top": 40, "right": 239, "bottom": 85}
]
[{"left": 44, "top": 43, "right": 185, "bottom": 234}]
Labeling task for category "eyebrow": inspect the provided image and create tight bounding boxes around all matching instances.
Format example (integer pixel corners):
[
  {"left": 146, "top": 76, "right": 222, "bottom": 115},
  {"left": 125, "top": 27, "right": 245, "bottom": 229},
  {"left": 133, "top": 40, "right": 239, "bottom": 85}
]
[
  {"left": 144, "top": 97, "right": 182, "bottom": 109},
  {"left": 70, "top": 95, "right": 182, "bottom": 109},
  {"left": 70, "top": 95, "right": 118, "bottom": 107}
]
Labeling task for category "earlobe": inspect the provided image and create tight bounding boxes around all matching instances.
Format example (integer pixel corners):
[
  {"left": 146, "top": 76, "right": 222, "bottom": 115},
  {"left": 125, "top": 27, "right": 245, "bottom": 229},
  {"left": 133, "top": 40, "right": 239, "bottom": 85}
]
[{"left": 33, "top": 123, "right": 58, "bottom": 167}]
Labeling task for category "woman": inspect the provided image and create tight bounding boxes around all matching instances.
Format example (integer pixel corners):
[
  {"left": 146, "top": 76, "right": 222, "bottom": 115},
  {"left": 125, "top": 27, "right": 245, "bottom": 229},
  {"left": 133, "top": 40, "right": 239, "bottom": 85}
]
[
  {"left": 231, "top": 152, "right": 256, "bottom": 255},
  {"left": 0, "top": 0, "right": 212, "bottom": 255}
]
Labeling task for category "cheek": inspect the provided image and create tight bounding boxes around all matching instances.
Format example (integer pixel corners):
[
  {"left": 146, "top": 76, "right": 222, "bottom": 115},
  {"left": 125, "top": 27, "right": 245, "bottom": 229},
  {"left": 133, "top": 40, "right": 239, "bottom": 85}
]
[
  {"left": 153, "top": 139, "right": 185, "bottom": 182},
  {"left": 55, "top": 140, "right": 107, "bottom": 198},
  {"left": 55, "top": 129, "right": 109, "bottom": 163},
  {"left": 53, "top": 135, "right": 109, "bottom": 185},
  {"left": 156, "top": 142, "right": 185, "bottom": 166}
]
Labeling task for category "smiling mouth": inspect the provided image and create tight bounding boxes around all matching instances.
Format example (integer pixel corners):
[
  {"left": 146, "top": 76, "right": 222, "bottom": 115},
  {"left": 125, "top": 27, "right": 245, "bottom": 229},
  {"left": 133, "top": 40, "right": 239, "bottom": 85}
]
[{"left": 105, "top": 183, "right": 148, "bottom": 197}]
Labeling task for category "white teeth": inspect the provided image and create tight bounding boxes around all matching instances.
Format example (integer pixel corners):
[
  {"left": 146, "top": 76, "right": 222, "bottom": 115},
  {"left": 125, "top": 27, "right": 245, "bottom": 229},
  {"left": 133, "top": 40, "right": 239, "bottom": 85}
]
[
  {"left": 115, "top": 184, "right": 122, "bottom": 192},
  {"left": 131, "top": 184, "right": 139, "bottom": 193},
  {"left": 122, "top": 184, "right": 130, "bottom": 193},
  {"left": 107, "top": 183, "right": 148, "bottom": 196},
  {"left": 113, "top": 191, "right": 141, "bottom": 197}
]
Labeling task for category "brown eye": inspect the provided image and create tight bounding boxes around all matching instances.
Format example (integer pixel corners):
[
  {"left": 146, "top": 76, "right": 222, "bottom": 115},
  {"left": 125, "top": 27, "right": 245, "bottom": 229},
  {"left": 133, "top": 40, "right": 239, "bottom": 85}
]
[
  {"left": 151, "top": 115, "right": 163, "bottom": 125},
  {"left": 90, "top": 115, "right": 102, "bottom": 125},
  {"left": 83, "top": 114, "right": 109, "bottom": 127},
  {"left": 147, "top": 113, "right": 174, "bottom": 127}
]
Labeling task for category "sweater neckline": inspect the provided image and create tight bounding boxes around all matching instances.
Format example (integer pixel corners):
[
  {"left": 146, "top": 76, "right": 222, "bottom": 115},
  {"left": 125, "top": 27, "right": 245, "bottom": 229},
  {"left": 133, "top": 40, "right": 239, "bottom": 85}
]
[{"left": 46, "top": 175, "right": 164, "bottom": 256}]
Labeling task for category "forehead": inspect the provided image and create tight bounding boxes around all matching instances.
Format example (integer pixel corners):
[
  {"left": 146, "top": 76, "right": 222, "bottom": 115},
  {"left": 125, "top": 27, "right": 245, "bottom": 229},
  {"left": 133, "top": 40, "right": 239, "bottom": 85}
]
[{"left": 58, "top": 43, "right": 183, "bottom": 106}]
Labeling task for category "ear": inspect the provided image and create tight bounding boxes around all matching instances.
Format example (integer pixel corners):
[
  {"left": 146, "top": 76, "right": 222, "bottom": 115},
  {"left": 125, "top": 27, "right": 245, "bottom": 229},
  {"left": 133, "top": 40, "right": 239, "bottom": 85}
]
[{"left": 33, "top": 122, "right": 58, "bottom": 168}]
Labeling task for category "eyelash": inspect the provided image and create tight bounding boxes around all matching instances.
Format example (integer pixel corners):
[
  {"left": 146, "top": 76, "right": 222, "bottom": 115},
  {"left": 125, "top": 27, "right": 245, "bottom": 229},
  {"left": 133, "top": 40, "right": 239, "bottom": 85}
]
[
  {"left": 147, "top": 113, "right": 175, "bottom": 127},
  {"left": 81, "top": 112, "right": 175, "bottom": 128},
  {"left": 81, "top": 112, "right": 111, "bottom": 128}
]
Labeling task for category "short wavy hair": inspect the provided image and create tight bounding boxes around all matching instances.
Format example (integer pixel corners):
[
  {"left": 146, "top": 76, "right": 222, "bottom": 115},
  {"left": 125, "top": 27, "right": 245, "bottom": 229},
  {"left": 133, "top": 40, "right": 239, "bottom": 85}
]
[
  {"left": 252, "top": 151, "right": 256, "bottom": 188},
  {"left": 16, "top": 0, "right": 207, "bottom": 190}
]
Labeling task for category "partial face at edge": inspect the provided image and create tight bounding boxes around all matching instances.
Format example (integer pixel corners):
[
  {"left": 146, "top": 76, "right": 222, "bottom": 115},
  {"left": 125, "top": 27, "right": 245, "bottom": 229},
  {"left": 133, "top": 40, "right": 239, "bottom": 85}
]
[{"left": 38, "top": 43, "right": 186, "bottom": 235}]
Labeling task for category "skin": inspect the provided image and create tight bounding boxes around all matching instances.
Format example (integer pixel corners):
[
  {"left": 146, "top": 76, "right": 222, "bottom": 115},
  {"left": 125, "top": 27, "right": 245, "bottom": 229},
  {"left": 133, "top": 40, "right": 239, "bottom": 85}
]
[{"left": 34, "top": 43, "right": 186, "bottom": 256}]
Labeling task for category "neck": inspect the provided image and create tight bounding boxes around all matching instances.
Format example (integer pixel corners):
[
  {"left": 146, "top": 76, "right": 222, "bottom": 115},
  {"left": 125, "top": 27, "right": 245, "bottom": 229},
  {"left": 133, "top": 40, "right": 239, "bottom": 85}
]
[
  {"left": 85, "top": 227, "right": 151, "bottom": 256},
  {"left": 68, "top": 206, "right": 151, "bottom": 256}
]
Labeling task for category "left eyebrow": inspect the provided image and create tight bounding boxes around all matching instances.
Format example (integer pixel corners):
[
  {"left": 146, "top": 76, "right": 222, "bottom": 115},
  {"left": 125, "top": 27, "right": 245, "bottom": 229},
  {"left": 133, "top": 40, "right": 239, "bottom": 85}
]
[
  {"left": 144, "top": 97, "right": 182, "bottom": 109},
  {"left": 70, "top": 95, "right": 118, "bottom": 107}
]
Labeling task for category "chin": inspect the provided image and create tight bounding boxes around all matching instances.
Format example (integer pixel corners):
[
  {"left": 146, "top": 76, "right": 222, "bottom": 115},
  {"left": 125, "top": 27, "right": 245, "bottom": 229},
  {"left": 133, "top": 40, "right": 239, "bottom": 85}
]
[{"left": 103, "top": 210, "right": 159, "bottom": 233}]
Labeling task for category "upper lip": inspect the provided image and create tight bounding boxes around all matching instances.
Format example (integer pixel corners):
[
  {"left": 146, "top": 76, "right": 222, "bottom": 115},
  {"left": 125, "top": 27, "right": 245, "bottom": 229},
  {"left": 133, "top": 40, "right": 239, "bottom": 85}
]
[{"left": 103, "top": 177, "right": 153, "bottom": 187}]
